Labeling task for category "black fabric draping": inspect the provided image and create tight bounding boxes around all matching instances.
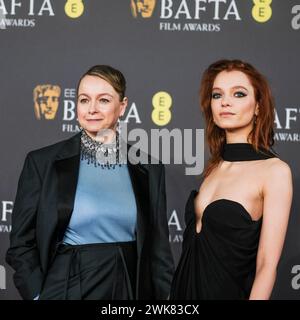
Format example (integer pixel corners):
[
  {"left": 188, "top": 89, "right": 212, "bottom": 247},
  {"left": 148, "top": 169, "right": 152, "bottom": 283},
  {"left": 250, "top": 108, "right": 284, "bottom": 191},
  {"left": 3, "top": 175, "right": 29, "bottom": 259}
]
[{"left": 39, "top": 241, "right": 136, "bottom": 300}]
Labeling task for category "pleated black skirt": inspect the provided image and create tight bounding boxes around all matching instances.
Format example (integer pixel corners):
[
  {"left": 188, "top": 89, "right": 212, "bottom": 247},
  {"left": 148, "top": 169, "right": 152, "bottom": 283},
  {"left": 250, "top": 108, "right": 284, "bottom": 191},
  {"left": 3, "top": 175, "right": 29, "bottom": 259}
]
[{"left": 39, "top": 241, "right": 137, "bottom": 300}]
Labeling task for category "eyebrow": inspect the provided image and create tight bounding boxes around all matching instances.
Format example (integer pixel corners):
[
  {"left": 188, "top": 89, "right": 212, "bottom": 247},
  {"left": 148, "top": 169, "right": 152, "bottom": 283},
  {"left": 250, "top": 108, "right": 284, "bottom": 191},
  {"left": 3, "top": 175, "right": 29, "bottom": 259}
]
[
  {"left": 78, "top": 93, "right": 113, "bottom": 98},
  {"left": 212, "top": 86, "right": 249, "bottom": 92}
]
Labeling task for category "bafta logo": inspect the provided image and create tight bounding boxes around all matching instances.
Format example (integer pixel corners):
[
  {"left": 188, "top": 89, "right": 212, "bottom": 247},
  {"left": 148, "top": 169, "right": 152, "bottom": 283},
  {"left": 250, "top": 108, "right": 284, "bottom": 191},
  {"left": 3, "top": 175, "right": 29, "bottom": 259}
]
[
  {"left": 131, "top": 0, "right": 156, "bottom": 18},
  {"left": 33, "top": 84, "right": 61, "bottom": 120}
]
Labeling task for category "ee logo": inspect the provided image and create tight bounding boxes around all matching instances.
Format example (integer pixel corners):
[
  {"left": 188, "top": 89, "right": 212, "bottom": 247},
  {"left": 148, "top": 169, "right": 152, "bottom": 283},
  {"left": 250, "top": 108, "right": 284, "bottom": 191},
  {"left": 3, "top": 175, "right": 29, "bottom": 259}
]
[
  {"left": 252, "top": 0, "right": 272, "bottom": 23},
  {"left": 65, "top": 0, "right": 84, "bottom": 18},
  {"left": 152, "top": 91, "right": 172, "bottom": 126}
]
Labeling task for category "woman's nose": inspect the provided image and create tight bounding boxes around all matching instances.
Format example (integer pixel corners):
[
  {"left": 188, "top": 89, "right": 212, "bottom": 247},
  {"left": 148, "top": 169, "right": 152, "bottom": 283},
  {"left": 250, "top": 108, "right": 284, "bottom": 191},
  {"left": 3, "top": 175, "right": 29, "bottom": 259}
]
[
  {"left": 221, "top": 95, "right": 231, "bottom": 107},
  {"left": 88, "top": 100, "right": 97, "bottom": 114}
]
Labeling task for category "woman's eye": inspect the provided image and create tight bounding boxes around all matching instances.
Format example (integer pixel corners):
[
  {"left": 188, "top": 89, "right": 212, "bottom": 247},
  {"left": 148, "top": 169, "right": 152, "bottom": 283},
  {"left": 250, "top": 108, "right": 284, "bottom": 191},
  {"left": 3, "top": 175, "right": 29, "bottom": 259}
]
[
  {"left": 234, "top": 91, "right": 247, "bottom": 98},
  {"left": 212, "top": 92, "right": 221, "bottom": 99},
  {"left": 80, "top": 98, "right": 89, "bottom": 104},
  {"left": 99, "top": 98, "right": 110, "bottom": 103}
]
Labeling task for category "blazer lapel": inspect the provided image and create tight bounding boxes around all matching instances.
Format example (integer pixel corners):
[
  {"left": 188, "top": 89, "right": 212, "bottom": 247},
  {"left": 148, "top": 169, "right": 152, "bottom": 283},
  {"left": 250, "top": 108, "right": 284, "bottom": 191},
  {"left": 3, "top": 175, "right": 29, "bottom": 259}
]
[
  {"left": 127, "top": 151, "right": 150, "bottom": 300},
  {"left": 54, "top": 133, "right": 81, "bottom": 242},
  {"left": 127, "top": 161, "right": 150, "bottom": 256},
  {"left": 127, "top": 161, "right": 150, "bottom": 296},
  {"left": 126, "top": 144, "right": 150, "bottom": 257}
]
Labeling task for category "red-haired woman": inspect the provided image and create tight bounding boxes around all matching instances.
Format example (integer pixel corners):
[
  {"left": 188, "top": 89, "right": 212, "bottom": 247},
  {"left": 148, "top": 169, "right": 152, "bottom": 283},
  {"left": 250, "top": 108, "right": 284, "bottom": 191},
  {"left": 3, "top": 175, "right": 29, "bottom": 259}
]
[{"left": 170, "top": 60, "right": 293, "bottom": 300}]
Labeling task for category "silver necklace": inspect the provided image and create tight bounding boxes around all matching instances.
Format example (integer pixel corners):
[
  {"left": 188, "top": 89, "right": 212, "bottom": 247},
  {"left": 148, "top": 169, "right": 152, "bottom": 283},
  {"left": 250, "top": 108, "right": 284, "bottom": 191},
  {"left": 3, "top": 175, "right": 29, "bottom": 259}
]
[{"left": 80, "top": 129, "right": 125, "bottom": 169}]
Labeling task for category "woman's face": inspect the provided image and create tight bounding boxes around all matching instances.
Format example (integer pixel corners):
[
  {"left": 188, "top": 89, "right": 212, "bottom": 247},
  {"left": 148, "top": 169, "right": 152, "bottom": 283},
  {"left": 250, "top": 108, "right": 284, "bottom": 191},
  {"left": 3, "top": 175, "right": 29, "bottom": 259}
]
[
  {"left": 77, "top": 75, "right": 127, "bottom": 138},
  {"left": 211, "top": 70, "right": 259, "bottom": 133}
]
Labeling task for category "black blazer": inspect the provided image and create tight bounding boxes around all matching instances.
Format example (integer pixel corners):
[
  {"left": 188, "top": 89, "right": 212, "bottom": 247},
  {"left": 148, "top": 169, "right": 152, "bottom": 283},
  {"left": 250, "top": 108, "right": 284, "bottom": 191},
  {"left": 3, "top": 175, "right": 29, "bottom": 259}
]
[{"left": 6, "top": 133, "right": 174, "bottom": 300}]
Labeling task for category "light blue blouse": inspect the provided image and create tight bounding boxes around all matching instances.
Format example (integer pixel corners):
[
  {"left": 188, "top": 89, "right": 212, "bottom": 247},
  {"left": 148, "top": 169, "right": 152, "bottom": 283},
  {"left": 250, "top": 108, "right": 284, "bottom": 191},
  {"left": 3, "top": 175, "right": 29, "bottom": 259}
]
[{"left": 63, "top": 159, "right": 137, "bottom": 245}]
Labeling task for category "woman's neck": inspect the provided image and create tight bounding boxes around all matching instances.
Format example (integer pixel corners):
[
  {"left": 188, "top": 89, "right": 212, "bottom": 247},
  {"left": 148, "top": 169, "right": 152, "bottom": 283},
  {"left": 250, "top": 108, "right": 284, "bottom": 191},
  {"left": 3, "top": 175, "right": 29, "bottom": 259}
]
[
  {"left": 225, "top": 128, "right": 252, "bottom": 144},
  {"left": 84, "top": 129, "right": 117, "bottom": 144}
]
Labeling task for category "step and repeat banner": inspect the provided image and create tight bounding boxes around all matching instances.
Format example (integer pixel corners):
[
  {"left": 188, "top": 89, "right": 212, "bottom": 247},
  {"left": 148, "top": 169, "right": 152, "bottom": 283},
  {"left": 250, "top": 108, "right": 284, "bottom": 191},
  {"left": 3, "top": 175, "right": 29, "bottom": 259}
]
[{"left": 0, "top": 0, "right": 299, "bottom": 299}]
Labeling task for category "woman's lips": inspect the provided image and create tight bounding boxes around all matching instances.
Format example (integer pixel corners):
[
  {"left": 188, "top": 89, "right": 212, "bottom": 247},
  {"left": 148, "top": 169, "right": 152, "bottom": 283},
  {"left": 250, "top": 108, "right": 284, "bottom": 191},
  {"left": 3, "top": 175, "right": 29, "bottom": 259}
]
[{"left": 219, "top": 112, "right": 235, "bottom": 116}]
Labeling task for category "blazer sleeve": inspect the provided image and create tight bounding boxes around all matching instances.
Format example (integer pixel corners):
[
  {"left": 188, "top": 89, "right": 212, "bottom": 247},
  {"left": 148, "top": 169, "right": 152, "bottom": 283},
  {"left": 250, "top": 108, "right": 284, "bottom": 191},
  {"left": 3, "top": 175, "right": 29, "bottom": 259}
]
[
  {"left": 6, "top": 152, "right": 44, "bottom": 300},
  {"left": 151, "top": 164, "right": 175, "bottom": 299}
]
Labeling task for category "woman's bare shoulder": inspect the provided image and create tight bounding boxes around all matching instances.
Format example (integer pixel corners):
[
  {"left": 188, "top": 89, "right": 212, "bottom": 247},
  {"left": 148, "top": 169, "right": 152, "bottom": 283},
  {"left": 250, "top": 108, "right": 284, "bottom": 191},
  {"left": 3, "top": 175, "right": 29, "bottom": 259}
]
[
  {"left": 262, "top": 158, "right": 293, "bottom": 190},
  {"left": 263, "top": 157, "right": 291, "bottom": 175}
]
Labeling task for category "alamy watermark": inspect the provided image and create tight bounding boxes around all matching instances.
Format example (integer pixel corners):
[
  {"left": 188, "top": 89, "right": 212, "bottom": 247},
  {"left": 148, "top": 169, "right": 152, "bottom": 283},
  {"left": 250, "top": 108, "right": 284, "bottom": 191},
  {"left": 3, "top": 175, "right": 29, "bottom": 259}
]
[
  {"left": 94, "top": 122, "right": 205, "bottom": 175},
  {"left": 0, "top": 265, "right": 6, "bottom": 290},
  {"left": 291, "top": 265, "right": 300, "bottom": 290}
]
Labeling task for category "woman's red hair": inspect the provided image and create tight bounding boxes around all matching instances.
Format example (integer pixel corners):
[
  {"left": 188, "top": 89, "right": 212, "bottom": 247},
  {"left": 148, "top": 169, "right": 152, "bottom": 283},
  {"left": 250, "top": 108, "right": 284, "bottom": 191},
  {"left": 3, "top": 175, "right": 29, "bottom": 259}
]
[{"left": 200, "top": 59, "right": 275, "bottom": 177}]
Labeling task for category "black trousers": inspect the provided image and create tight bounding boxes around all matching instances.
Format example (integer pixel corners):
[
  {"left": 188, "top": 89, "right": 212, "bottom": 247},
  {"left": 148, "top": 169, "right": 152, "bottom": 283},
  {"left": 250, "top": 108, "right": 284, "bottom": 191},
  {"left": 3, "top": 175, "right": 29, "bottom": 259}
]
[{"left": 39, "top": 241, "right": 137, "bottom": 300}]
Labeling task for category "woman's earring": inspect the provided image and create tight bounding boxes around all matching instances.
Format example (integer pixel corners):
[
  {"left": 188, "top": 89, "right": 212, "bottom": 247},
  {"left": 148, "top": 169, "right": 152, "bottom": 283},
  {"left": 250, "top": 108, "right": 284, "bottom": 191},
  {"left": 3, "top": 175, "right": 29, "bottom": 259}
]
[
  {"left": 254, "top": 114, "right": 258, "bottom": 125},
  {"left": 117, "top": 117, "right": 122, "bottom": 135}
]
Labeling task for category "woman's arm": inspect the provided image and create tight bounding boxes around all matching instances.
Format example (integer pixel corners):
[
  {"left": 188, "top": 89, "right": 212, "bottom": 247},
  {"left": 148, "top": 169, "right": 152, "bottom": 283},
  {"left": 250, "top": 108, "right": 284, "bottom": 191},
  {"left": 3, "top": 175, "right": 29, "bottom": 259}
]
[
  {"left": 249, "top": 159, "right": 293, "bottom": 300},
  {"left": 6, "top": 152, "right": 44, "bottom": 300}
]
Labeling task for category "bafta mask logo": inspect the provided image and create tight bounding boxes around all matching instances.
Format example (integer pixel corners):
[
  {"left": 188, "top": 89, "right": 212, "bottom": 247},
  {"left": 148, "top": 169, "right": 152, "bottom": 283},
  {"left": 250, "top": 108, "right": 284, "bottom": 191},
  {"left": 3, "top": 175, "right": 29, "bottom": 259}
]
[
  {"left": 131, "top": 0, "right": 156, "bottom": 18},
  {"left": 33, "top": 84, "right": 61, "bottom": 120}
]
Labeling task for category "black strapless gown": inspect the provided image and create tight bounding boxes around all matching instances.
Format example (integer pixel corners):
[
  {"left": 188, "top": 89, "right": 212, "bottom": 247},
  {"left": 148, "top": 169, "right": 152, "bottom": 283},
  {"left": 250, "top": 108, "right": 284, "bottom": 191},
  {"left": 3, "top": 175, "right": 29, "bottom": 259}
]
[{"left": 170, "top": 190, "right": 262, "bottom": 300}]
